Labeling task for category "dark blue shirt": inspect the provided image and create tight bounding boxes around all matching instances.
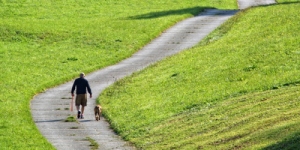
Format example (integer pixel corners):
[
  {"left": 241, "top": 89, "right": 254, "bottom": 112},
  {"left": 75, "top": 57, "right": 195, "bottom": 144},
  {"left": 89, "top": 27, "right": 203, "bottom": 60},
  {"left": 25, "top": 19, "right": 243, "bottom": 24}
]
[{"left": 71, "top": 77, "right": 92, "bottom": 95}]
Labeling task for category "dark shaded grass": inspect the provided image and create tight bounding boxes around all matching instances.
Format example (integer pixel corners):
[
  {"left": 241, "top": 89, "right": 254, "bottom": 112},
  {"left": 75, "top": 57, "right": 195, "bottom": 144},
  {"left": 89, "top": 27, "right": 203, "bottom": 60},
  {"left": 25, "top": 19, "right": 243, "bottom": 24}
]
[{"left": 263, "top": 132, "right": 300, "bottom": 150}]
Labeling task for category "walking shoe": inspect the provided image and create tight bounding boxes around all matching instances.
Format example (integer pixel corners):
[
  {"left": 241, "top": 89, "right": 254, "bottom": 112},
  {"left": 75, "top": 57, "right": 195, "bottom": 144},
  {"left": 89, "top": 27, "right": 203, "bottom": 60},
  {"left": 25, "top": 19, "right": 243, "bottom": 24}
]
[
  {"left": 77, "top": 111, "right": 81, "bottom": 119},
  {"left": 80, "top": 114, "right": 84, "bottom": 119}
]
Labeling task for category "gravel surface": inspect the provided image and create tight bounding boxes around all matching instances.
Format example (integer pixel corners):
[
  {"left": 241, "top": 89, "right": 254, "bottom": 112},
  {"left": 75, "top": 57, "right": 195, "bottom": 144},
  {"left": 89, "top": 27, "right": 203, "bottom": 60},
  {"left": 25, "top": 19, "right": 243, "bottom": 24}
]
[{"left": 30, "top": 1, "right": 276, "bottom": 149}]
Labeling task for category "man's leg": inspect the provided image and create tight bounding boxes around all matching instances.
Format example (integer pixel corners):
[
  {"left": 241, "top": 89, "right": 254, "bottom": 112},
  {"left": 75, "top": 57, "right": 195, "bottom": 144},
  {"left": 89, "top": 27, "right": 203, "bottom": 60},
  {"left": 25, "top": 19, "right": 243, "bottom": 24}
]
[
  {"left": 76, "top": 105, "right": 81, "bottom": 119},
  {"left": 80, "top": 94, "right": 87, "bottom": 119},
  {"left": 81, "top": 106, "right": 85, "bottom": 119},
  {"left": 75, "top": 95, "right": 81, "bottom": 119}
]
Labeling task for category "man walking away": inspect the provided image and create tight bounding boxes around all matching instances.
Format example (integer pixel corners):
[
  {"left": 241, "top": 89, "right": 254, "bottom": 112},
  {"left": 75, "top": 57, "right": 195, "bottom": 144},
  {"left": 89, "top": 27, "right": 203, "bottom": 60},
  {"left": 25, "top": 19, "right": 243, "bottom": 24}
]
[{"left": 71, "top": 72, "right": 92, "bottom": 119}]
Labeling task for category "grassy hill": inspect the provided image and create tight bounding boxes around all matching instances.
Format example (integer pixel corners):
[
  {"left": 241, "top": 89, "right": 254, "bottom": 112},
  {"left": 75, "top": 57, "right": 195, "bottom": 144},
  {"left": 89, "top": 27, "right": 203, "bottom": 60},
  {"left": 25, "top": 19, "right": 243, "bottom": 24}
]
[
  {"left": 100, "top": 1, "right": 300, "bottom": 149},
  {"left": 0, "top": 0, "right": 236, "bottom": 149}
]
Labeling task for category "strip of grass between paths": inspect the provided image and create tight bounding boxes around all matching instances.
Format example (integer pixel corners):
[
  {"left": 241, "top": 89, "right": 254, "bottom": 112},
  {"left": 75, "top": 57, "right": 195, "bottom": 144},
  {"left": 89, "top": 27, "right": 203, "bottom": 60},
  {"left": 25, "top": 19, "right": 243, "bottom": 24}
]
[
  {"left": 0, "top": 0, "right": 236, "bottom": 149},
  {"left": 100, "top": 2, "right": 300, "bottom": 149}
]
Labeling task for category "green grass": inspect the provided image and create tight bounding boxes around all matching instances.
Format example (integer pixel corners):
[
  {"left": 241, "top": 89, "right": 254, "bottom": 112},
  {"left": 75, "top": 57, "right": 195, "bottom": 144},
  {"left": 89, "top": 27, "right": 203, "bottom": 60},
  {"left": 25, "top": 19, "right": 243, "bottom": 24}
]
[
  {"left": 128, "top": 86, "right": 300, "bottom": 149},
  {"left": 65, "top": 115, "right": 77, "bottom": 122},
  {"left": 0, "top": 0, "right": 236, "bottom": 149},
  {"left": 86, "top": 137, "right": 99, "bottom": 150},
  {"left": 100, "top": 1, "right": 300, "bottom": 149}
]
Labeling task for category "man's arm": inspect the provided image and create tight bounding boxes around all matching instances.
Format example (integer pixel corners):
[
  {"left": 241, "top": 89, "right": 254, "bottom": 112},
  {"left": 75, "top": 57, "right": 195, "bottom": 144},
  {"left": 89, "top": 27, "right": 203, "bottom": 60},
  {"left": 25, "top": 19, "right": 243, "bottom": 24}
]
[
  {"left": 86, "top": 81, "right": 92, "bottom": 98},
  {"left": 71, "top": 80, "right": 77, "bottom": 96}
]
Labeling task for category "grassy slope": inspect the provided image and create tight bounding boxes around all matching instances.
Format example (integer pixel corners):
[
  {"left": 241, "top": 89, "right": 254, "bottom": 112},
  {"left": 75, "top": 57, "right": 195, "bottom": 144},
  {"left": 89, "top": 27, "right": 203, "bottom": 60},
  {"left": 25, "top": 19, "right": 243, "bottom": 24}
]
[
  {"left": 0, "top": 0, "right": 236, "bottom": 149},
  {"left": 101, "top": 1, "right": 300, "bottom": 149}
]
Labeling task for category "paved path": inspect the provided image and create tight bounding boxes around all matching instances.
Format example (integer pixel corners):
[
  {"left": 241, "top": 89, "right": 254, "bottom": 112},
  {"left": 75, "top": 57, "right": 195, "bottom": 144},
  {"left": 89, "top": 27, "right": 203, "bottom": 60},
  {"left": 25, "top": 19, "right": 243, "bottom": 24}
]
[
  {"left": 30, "top": 1, "right": 275, "bottom": 150},
  {"left": 238, "top": 0, "right": 276, "bottom": 9}
]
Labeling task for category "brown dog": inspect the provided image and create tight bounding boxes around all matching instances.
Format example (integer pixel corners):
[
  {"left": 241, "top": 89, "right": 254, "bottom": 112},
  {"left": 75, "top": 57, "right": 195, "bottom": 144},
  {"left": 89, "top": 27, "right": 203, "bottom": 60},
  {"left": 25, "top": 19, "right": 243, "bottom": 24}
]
[{"left": 94, "top": 105, "right": 102, "bottom": 121}]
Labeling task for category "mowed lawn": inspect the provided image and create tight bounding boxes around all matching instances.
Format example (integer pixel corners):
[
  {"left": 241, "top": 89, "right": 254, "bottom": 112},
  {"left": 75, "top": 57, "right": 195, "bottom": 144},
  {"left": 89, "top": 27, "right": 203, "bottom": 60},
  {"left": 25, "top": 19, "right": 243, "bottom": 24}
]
[
  {"left": 100, "top": 1, "right": 300, "bottom": 149},
  {"left": 0, "top": 0, "right": 236, "bottom": 149}
]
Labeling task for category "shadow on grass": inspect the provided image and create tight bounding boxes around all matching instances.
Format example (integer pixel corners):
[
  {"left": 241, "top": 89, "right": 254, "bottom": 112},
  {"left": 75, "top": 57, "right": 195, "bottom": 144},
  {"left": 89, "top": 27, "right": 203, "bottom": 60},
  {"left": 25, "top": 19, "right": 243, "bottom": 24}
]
[
  {"left": 263, "top": 132, "right": 300, "bottom": 150},
  {"left": 128, "top": 1, "right": 300, "bottom": 20},
  {"left": 127, "top": 1, "right": 300, "bottom": 20},
  {"left": 127, "top": 6, "right": 214, "bottom": 19}
]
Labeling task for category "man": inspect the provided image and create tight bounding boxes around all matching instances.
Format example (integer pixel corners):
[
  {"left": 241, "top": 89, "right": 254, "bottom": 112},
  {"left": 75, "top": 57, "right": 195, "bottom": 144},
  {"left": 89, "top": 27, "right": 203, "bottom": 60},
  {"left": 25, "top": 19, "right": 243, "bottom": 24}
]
[{"left": 71, "top": 72, "right": 92, "bottom": 119}]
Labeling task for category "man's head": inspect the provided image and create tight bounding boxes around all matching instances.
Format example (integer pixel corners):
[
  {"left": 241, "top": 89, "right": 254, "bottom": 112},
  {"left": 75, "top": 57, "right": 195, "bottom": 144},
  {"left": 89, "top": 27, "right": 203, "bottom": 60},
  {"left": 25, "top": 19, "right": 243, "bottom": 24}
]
[{"left": 80, "top": 72, "right": 85, "bottom": 78}]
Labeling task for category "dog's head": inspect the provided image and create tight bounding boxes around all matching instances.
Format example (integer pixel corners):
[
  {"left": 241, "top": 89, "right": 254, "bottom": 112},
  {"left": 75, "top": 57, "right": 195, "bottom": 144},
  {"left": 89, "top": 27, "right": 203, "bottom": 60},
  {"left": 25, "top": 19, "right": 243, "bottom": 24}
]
[{"left": 95, "top": 105, "right": 102, "bottom": 111}]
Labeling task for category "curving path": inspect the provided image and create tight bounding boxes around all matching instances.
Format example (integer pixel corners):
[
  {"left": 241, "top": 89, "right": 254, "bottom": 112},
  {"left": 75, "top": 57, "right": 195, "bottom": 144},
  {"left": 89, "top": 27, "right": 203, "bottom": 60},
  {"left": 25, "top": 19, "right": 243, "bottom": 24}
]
[{"left": 30, "top": 1, "right": 275, "bottom": 150}]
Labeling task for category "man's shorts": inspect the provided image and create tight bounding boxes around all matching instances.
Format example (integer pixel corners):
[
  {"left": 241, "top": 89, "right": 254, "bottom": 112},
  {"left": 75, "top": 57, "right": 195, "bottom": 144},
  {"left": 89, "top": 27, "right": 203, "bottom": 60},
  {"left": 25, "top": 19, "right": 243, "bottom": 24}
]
[{"left": 75, "top": 94, "right": 87, "bottom": 106}]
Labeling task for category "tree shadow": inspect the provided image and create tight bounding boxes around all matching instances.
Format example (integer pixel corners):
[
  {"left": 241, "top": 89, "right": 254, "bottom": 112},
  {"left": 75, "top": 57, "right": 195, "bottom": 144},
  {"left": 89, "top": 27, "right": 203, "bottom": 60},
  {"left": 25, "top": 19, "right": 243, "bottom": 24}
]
[
  {"left": 35, "top": 119, "right": 64, "bottom": 123},
  {"left": 79, "top": 119, "right": 94, "bottom": 122},
  {"left": 262, "top": 132, "right": 300, "bottom": 150},
  {"left": 127, "top": 6, "right": 214, "bottom": 20}
]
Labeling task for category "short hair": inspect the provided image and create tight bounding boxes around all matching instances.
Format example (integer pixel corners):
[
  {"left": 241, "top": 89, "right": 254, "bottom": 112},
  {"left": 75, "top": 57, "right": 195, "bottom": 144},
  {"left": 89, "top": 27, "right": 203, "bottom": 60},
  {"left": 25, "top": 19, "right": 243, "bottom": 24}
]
[{"left": 80, "top": 72, "right": 85, "bottom": 77}]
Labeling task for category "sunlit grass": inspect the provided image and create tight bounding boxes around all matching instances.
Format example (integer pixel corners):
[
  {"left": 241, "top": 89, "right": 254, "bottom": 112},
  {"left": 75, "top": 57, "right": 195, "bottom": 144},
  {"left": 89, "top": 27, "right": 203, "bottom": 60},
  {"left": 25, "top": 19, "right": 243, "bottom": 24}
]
[
  {"left": 100, "top": 2, "right": 300, "bottom": 149},
  {"left": 129, "top": 86, "right": 300, "bottom": 149},
  {"left": 0, "top": 0, "right": 236, "bottom": 149}
]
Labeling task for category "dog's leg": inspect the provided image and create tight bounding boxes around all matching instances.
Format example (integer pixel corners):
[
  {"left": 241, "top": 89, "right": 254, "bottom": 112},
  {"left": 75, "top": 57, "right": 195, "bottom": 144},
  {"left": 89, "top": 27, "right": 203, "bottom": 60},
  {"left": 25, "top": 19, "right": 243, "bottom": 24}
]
[
  {"left": 99, "top": 110, "right": 101, "bottom": 120},
  {"left": 95, "top": 109, "right": 100, "bottom": 121}
]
